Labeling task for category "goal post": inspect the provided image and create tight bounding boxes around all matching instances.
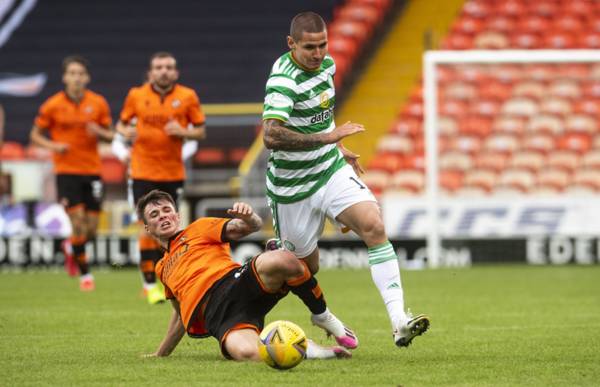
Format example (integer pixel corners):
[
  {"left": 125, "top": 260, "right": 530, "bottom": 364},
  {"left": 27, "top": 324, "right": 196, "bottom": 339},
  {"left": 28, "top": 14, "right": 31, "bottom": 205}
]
[{"left": 423, "top": 49, "right": 600, "bottom": 268}]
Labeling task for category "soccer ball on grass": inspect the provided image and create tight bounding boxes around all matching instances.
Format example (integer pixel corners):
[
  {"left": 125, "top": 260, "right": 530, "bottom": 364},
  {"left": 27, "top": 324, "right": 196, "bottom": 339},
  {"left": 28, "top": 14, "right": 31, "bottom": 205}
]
[{"left": 258, "top": 320, "right": 307, "bottom": 370}]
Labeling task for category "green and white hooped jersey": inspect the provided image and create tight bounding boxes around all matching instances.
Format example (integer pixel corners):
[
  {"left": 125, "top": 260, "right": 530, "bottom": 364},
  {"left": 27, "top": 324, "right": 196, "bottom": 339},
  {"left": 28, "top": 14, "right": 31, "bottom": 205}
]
[{"left": 263, "top": 52, "right": 346, "bottom": 204}]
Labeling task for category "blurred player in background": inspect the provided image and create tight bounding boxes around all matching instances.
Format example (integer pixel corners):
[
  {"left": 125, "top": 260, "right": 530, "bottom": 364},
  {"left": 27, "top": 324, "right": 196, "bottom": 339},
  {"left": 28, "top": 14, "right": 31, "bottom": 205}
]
[
  {"left": 262, "top": 12, "right": 429, "bottom": 347},
  {"left": 116, "top": 52, "right": 206, "bottom": 304},
  {"left": 30, "top": 55, "right": 114, "bottom": 291},
  {"left": 137, "top": 190, "right": 350, "bottom": 360}
]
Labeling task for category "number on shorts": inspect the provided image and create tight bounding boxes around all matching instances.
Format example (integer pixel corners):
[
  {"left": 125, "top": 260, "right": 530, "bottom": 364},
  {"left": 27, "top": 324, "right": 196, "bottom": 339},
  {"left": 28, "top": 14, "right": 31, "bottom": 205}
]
[{"left": 349, "top": 177, "right": 365, "bottom": 189}]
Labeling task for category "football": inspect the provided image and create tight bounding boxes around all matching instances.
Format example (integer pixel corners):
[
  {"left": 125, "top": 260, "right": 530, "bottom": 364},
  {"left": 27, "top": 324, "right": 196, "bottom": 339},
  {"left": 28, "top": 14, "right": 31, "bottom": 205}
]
[{"left": 258, "top": 320, "right": 308, "bottom": 370}]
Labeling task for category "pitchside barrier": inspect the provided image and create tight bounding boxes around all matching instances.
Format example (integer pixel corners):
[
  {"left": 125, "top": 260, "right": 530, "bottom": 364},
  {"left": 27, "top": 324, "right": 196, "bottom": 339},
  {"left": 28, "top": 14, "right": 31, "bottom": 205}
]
[{"left": 2, "top": 196, "right": 600, "bottom": 268}]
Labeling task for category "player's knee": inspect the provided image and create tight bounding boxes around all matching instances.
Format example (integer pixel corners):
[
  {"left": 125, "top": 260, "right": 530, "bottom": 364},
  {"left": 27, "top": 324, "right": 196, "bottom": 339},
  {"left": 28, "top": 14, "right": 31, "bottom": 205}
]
[
  {"left": 360, "top": 215, "right": 386, "bottom": 240},
  {"left": 230, "top": 343, "right": 259, "bottom": 361},
  {"left": 276, "top": 251, "right": 304, "bottom": 278}
]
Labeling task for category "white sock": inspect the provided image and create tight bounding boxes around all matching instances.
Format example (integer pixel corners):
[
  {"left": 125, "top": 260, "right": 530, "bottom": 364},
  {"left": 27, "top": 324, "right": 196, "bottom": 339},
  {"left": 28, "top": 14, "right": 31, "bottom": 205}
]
[
  {"left": 305, "top": 339, "right": 336, "bottom": 359},
  {"left": 311, "top": 308, "right": 345, "bottom": 337},
  {"left": 368, "top": 242, "right": 407, "bottom": 327},
  {"left": 143, "top": 282, "right": 157, "bottom": 291}
]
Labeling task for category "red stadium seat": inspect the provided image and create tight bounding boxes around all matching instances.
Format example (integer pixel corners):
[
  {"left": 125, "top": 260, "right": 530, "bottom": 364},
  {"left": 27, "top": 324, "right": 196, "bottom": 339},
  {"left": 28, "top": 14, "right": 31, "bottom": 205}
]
[
  {"left": 581, "top": 150, "right": 600, "bottom": 169},
  {"left": 527, "top": 114, "right": 564, "bottom": 135},
  {"left": 483, "top": 133, "right": 519, "bottom": 154},
  {"left": 443, "top": 81, "right": 477, "bottom": 100},
  {"left": 579, "top": 32, "right": 600, "bottom": 49},
  {"left": 502, "top": 97, "right": 539, "bottom": 117},
  {"left": 440, "top": 169, "right": 464, "bottom": 192},
  {"left": 470, "top": 99, "right": 501, "bottom": 117},
  {"left": 462, "top": 1, "right": 492, "bottom": 18},
  {"left": 496, "top": 168, "right": 536, "bottom": 192},
  {"left": 536, "top": 168, "right": 571, "bottom": 192},
  {"left": 557, "top": 133, "right": 592, "bottom": 153},
  {"left": 539, "top": 97, "right": 572, "bottom": 116},
  {"left": 486, "top": 16, "right": 517, "bottom": 33},
  {"left": 565, "top": 114, "right": 597, "bottom": 135},
  {"left": 439, "top": 151, "right": 472, "bottom": 171},
  {"left": 0, "top": 142, "right": 25, "bottom": 160},
  {"left": 478, "top": 80, "right": 512, "bottom": 100},
  {"left": 543, "top": 32, "right": 577, "bottom": 49},
  {"left": 548, "top": 79, "right": 581, "bottom": 99},
  {"left": 361, "top": 170, "right": 391, "bottom": 196},
  {"left": 511, "top": 32, "right": 542, "bottom": 49},
  {"left": 458, "top": 116, "right": 493, "bottom": 137},
  {"left": 441, "top": 34, "right": 474, "bottom": 50},
  {"left": 496, "top": 0, "right": 527, "bottom": 17},
  {"left": 512, "top": 81, "right": 546, "bottom": 100},
  {"left": 473, "top": 31, "right": 510, "bottom": 49},
  {"left": 368, "top": 153, "right": 404, "bottom": 174},
  {"left": 517, "top": 16, "right": 550, "bottom": 34},
  {"left": 474, "top": 152, "right": 509, "bottom": 172},
  {"left": 529, "top": 1, "right": 558, "bottom": 18},
  {"left": 390, "top": 118, "right": 422, "bottom": 137},
  {"left": 552, "top": 15, "right": 584, "bottom": 33},
  {"left": 547, "top": 150, "right": 580, "bottom": 172},
  {"left": 376, "top": 134, "right": 414, "bottom": 154},
  {"left": 572, "top": 168, "right": 600, "bottom": 191},
  {"left": 509, "top": 151, "right": 546, "bottom": 172},
  {"left": 328, "top": 36, "right": 359, "bottom": 59},
  {"left": 337, "top": 4, "right": 382, "bottom": 25},
  {"left": 521, "top": 133, "right": 555, "bottom": 153},
  {"left": 452, "top": 16, "right": 485, "bottom": 35},
  {"left": 329, "top": 20, "right": 370, "bottom": 44},
  {"left": 449, "top": 135, "right": 483, "bottom": 154},
  {"left": 463, "top": 168, "right": 498, "bottom": 192},
  {"left": 390, "top": 169, "right": 425, "bottom": 193},
  {"left": 493, "top": 116, "right": 526, "bottom": 136},
  {"left": 228, "top": 147, "right": 248, "bottom": 165}
]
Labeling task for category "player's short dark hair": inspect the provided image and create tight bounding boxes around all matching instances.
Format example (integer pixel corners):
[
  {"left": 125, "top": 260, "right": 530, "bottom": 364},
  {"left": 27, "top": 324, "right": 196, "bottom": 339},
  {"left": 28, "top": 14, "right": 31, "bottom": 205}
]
[
  {"left": 149, "top": 51, "right": 177, "bottom": 69},
  {"left": 136, "top": 189, "right": 176, "bottom": 224},
  {"left": 290, "top": 12, "right": 326, "bottom": 41},
  {"left": 62, "top": 55, "right": 90, "bottom": 74}
]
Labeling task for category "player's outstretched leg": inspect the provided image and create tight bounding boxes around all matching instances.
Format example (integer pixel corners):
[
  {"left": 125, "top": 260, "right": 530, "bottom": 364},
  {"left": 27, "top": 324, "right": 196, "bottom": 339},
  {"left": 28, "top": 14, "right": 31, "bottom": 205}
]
[
  {"left": 266, "top": 239, "right": 358, "bottom": 349},
  {"left": 306, "top": 339, "right": 352, "bottom": 359}
]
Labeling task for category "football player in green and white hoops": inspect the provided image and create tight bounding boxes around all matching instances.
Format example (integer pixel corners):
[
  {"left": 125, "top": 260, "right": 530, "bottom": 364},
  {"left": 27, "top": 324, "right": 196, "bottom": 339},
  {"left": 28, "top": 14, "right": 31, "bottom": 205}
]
[{"left": 262, "top": 11, "right": 429, "bottom": 349}]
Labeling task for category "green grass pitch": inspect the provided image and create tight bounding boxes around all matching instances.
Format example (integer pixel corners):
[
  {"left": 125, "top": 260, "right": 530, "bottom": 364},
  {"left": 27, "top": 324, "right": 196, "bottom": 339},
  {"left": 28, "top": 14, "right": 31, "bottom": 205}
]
[{"left": 1, "top": 265, "right": 599, "bottom": 386}]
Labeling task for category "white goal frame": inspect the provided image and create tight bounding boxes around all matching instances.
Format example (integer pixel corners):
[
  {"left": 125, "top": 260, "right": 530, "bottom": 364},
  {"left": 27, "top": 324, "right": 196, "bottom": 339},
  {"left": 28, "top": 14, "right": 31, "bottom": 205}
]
[{"left": 423, "top": 49, "right": 600, "bottom": 268}]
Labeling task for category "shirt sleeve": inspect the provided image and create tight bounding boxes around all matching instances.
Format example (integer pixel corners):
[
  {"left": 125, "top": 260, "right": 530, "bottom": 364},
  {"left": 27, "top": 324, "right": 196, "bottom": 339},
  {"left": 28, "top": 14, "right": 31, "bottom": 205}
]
[
  {"left": 186, "top": 91, "right": 205, "bottom": 126},
  {"left": 98, "top": 96, "right": 112, "bottom": 127},
  {"left": 192, "top": 217, "right": 230, "bottom": 243},
  {"left": 262, "top": 75, "right": 296, "bottom": 122},
  {"left": 34, "top": 100, "right": 53, "bottom": 129},
  {"left": 119, "top": 89, "right": 136, "bottom": 123}
]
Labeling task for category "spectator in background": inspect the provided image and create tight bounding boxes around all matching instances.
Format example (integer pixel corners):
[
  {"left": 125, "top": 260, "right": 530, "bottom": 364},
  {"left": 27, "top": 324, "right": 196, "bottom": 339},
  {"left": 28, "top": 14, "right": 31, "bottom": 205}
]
[
  {"left": 116, "top": 52, "right": 206, "bottom": 304},
  {"left": 30, "top": 55, "right": 114, "bottom": 291}
]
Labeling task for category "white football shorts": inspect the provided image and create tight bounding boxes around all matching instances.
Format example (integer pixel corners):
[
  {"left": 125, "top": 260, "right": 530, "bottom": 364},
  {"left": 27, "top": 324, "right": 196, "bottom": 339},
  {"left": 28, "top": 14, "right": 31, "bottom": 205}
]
[{"left": 268, "top": 164, "right": 377, "bottom": 258}]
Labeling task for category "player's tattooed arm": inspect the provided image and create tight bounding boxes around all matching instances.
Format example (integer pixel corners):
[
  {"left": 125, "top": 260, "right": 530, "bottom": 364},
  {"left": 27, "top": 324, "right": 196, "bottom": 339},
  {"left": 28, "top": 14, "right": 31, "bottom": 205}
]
[
  {"left": 225, "top": 202, "right": 263, "bottom": 241},
  {"left": 262, "top": 119, "right": 365, "bottom": 151}
]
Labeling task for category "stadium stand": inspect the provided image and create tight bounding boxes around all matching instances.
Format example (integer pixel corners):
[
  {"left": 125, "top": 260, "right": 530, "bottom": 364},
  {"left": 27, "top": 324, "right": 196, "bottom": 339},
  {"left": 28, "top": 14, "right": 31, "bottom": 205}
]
[{"left": 367, "top": 0, "right": 600, "bottom": 196}]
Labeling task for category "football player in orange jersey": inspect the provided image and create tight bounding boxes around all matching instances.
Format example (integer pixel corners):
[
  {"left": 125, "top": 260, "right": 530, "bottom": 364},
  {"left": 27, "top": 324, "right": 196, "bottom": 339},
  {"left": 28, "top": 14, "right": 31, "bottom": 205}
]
[
  {"left": 116, "top": 52, "right": 206, "bottom": 304},
  {"left": 30, "top": 55, "right": 114, "bottom": 291},
  {"left": 137, "top": 190, "right": 351, "bottom": 361}
]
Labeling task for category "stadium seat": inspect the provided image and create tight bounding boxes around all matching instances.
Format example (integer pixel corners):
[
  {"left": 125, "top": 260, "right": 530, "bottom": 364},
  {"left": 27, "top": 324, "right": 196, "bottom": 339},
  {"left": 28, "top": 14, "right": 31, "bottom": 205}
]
[
  {"left": 440, "top": 169, "right": 464, "bottom": 193},
  {"left": 473, "top": 31, "right": 510, "bottom": 49},
  {"left": 463, "top": 168, "right": 498, "bottom": 192},
  {"left": 581, "top": 150, "right": 600, "bottom": 169},
  {"left": 517, "top": 15, "right": 550, "bottom": 34},
  {"left": 0, "top": 142, "right": 25, "bottom": 160},
  {"left": 470, "top": 99, "right": 501, "bottom": 117},
  {"left": 439, "top": 151, "right": 472, "bottom": 171},
  {"left": 511, "top": 32, "right": 542, "bottom": 49},
  {"left": 493, "top": 116, "right": 526, "bottom": 136},
  {"left": 337, "top": 4, "right": 382, "bottom": 26},
  {"left": 502, "top": 97, "right": 539, "bottom": 117},
  {"left": 572, "top": 168, "right": 600, "bottom": 191},
  {"left": 513, "top": 81, "right": 546, "bottom": 100},
  {"left": 553, "top": 15, "right": 584, "bottom": 33},
  {"left": 440, "top": 99, "right": 469, "bottom": 117},
  {"left": 452, "top": 16, "right": 485, "bottom": 35},
  {"left": 483, "top": 133, "right": 519, "bottom": 154},
  {"left": 546, "top": 150, "right": 580, "bottom": 172},
  {"left": 328, "top": 36, "right": 359, "bottom": 60},
  {"left": 376, "top": 134, "right": 414, "bottom": 154},
  {"left": 329, "top": 20, "right": 370, "bottom": 44},
  {"left": 437, "top": 116, "right": 459, "bottom": 136},
  {"left": 390, "top": 169, "right": 424, "bottom": 193},
  {"left": 368, "top": 153, "right": 404, "bottom": 174},
  {"left": 486, "top": 16, "right": 516, "bottom": 33},
  {"left": 100, "top": 156, "right": 126, "bottom": 184},
  {"left": 565, "top": 114, "right": 597, "bottom": 135},
  {"left": 458, "top": 116, "right": 493, "bottom": 137},
  {"left": 361, "top": 170, "right": 390, "bottom": 196},
  {"left": 526, "top": 64, "right": 557, "bottom": 82},
  {"left": 390, "top": 118, "right": 422, "bottom": 137},
  {"left": 536, "top": 168, "right": 571, "bottom": 192},
  {"left": 529, "top": 1, "right": 558, "bottom": 17},
  {"left": 228, "top": 147, "right": 248, "bottom": 165},
  {"left": 496, "top": 0, "right": 527, "bottom": 17},
  {"left": 441, "top": 34, "right": 474, "bottom": 50},
  {"left": 194, "top": 147, "right": 227, "bottom": 166},
  {"left": 543, "top": 32, "right": 577, "bottom": 49},
  {"left": 478, "top": 80, "right": 512, "bottom": 100},
  {"left": 509, "top": 151, "right": 546, "bottom": 172},
  {"left": 444, "top": 81, "right": 477, "bottom": 100},
  {"left": 573, "top": 100, "right": 600, "bottom": 116},
  {"left": 24, "top": 145, "right": 51, "bottom": 160},
  {"left": 548, "top": 79, "right": 581, "bottom": 99},
  {"left": 521, "top": 133, "right": 555, "bottom": 153},
  {"left": 557, "top": 133, "right": 592, "bottom": 153},
  {"left": 539, "top": 97, "right": 573, "bottom": 116},
  {"left": 527, "top": 114, "right": 564, "bottom": 134},
  {"left": 401, "top": 100, "right": 424, "bottom": 119},
  {"left": 496, "top": 168, "right": 536, "bottom": 192},
  {"left": 462, "top": 0, "right": 492, "bottom": 18},
  {"left": 449, "top": 135, "right": 483, "bottom": 154},
  {"left": 474, "top": 152, "right": 509, "bottom": 172},
  {"left": 580, "top": 32, "right": 600, "bottom": 48}
]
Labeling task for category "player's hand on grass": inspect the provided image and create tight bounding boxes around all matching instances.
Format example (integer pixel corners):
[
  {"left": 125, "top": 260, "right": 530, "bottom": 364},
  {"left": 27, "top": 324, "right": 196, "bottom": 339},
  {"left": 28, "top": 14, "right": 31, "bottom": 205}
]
[
  {"left": 338, "top": 143, "right": 365, "bottom": 175},
  {"left": 327, "top": 121, "right": 365, "bottom": 143}
]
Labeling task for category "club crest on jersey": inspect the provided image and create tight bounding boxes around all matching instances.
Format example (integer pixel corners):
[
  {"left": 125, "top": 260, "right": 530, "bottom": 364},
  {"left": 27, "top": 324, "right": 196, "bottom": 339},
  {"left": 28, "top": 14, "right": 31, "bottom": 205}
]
[
  {"left": 310, "top": 107, "right": 333, "bottom": 124},
  {"left": 283, "top": 240, "right": 296, "bottom": 251},
  {"left": 319, "top": 92, "right": 330, "bottom": 109},
  {"left": 171, "top": 99, "right": 181, "bottom": 108}
]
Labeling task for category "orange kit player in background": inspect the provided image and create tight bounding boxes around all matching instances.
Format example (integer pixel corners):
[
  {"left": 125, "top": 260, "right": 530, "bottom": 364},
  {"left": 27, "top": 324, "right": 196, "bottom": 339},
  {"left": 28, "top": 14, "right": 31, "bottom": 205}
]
[
  {"left": 116, "top": 51, "right": 206, "bottom": 304},
  {"left": 30, "top": 55, "right": 114, "bottom": 291}
]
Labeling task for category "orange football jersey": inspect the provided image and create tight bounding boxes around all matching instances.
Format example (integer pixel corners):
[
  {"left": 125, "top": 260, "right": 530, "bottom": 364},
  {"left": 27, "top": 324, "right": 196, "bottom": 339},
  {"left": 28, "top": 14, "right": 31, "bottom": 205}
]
[
  {"left": 34, "top": 90, "right": 112, "bottom": 175},
  {"left": 120, "top": 83, "right": 205, "bottom": 181}
]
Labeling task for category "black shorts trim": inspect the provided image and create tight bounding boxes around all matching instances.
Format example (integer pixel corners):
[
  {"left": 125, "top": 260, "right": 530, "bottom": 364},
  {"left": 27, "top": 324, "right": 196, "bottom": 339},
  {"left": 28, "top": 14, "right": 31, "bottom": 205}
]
[{"left": 56, "top": 174, "right": 103, "bottom": 211}]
